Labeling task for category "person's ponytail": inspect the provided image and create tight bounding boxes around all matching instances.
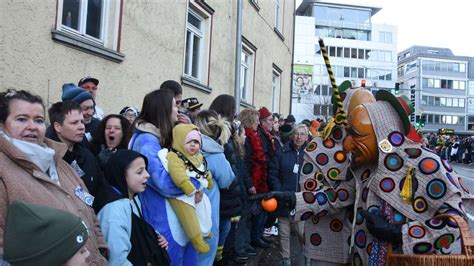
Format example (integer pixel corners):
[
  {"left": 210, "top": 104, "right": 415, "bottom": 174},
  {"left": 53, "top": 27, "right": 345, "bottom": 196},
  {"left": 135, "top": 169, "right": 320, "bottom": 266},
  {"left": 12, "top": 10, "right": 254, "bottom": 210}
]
[{"left": 195, "top": 110, "right": 231, "bottom": 145}]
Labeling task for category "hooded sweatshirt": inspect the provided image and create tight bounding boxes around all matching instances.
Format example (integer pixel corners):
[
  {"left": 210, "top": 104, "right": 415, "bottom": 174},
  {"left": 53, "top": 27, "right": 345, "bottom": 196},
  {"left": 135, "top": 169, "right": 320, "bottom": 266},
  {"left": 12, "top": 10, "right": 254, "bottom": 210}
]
[{"left": 97, "top": 150, "right": 148, "bottom": 266}]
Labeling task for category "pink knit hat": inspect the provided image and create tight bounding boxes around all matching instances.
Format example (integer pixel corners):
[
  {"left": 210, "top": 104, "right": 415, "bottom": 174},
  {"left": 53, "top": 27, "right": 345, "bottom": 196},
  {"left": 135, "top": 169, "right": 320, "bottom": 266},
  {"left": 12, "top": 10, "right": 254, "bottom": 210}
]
[{"left": 185, "top": 130, "right": 201, "bottom": 145}]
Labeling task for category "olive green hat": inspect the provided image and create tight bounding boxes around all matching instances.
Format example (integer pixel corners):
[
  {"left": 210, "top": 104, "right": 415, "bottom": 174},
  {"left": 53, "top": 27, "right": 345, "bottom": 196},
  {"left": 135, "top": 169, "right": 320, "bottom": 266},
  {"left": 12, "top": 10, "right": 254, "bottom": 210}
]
[{"left": 4, "top": 201, "right": 89, "bottom": 266}]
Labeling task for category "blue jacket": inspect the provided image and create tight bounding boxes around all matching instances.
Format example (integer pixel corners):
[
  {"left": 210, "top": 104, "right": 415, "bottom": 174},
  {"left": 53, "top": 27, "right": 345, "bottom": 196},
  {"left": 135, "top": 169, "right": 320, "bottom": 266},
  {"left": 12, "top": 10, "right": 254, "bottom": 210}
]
[
  {"left": 198, "top": 135, "right": 235, "bottom": 266},
  {"left": 130, "top": 123, "right": 198, "bottom": 266},
  {"left": 97, "top": 198, "right": 138, "bottom": 266},
  {"left": 268, "top": 140, "right": 307, "bottom": 216},
  {"left": 269, "top": 140, "right": 307, "bottom": 193}
]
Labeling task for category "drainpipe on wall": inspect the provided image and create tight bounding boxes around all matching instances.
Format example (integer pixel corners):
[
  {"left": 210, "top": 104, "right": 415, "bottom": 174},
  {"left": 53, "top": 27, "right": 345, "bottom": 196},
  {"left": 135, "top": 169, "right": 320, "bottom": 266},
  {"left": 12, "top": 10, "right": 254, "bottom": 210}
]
[
  {"left": 234, "top": 0, "right": 243, "bottom": 112},
  {"left": 289, "top": 0, "right": 296, "bottom": 115}
]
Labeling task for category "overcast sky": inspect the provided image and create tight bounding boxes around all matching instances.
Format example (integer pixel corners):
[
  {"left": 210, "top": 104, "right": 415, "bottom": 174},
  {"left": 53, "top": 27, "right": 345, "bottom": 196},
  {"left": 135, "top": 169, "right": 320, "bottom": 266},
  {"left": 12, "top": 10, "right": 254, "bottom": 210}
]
[{"left": 296, "top": 0, "right": 473, "bottom": 56}]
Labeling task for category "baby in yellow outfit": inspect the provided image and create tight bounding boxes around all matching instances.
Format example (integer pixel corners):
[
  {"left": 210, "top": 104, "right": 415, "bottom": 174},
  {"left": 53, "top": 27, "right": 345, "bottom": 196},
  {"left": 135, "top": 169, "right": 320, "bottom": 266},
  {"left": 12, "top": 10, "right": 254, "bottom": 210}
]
[{"left": 167, "top": 124, "right": 213, "bottom": 253}]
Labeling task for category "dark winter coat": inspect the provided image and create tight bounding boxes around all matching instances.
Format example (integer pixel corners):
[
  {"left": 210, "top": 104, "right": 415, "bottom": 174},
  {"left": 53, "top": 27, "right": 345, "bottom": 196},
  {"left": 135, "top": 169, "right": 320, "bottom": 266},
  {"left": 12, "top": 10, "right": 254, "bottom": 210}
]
[
  {"left": 46, "top": 129, "right": 115, "bottom": 213},
  {"left": 257, "top": 126, "right": 278, "bottom": 160},
  {"left": 220, "top": 141, "right": 243, "bottom": 218},
  {"left": 268, "top": 140, "right": 307, "bottom": 216}
]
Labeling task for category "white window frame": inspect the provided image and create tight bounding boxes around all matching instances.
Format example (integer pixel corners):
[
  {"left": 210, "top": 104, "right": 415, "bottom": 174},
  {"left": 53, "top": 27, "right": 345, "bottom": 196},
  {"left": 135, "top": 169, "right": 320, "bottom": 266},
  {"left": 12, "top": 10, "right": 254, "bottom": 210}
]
[
  {"left": 272, "top": 68, "right": 282, "bottom": 113},
  {"left": 275, "top": 0, "right": 283, "bottom": 32},
  {"left": 184, "top": 9, "right": 204, "bottom": 80},
  {"left": 57, "top": 0, "right": 107, "bottom": 44},
  {"left": 183, "top": 1, "right": 212, "bottom": 85},
  {"left": 54, "top": 0, "right": 123, "bottom": 60},
  {"left": 241, "top": 43, "right": 256, "bottom": 104}
]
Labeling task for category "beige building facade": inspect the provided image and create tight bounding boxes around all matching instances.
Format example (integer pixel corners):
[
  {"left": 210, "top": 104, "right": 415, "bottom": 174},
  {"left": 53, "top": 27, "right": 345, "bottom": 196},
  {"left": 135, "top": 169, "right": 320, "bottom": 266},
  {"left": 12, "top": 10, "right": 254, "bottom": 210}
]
[{"left": 1, "top": 0, "right": 295, "bottom": 116}]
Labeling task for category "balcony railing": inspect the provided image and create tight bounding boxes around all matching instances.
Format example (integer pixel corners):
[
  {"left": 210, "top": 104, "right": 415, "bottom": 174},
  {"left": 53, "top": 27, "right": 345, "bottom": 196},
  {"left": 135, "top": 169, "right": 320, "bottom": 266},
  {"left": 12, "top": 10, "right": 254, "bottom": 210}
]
[{"left": 315, "top": 18, "right": 371, "bottom": 30}]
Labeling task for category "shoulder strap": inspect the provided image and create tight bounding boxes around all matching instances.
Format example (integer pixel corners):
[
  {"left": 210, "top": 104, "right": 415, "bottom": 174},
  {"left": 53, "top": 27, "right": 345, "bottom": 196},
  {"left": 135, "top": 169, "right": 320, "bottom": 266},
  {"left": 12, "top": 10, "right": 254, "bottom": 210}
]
[{"left": 132, "top": 197, "right": 143, "bottom": 218}]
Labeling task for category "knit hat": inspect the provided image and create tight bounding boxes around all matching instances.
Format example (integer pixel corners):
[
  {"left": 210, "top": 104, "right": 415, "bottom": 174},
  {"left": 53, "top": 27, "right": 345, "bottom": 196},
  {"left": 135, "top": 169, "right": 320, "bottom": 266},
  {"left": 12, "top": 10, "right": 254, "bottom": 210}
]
[
  {"left": 258, "top": 107, "right": 272, "bottom": 120},
  {"left": 62, "top": 83, "right": 94, "bottom": 104},
  {"left": 185, "top": 129, "right": 202, "bottom": 145},
  {"left": 4, "top": 200, "right": 89, "bottom": 266},
  {"left": 285, "top": 114, "right": 296, "bottom": 124},
  {"left": 280, "top": 124, "right": 294, "bottom": 137}
]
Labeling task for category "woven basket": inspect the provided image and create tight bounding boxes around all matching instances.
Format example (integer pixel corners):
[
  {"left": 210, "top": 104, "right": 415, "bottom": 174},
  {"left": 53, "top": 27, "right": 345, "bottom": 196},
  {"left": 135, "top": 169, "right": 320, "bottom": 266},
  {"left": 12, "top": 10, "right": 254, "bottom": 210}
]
[{"left": 389, "top": 214, "right": 474, "bottom": 266}]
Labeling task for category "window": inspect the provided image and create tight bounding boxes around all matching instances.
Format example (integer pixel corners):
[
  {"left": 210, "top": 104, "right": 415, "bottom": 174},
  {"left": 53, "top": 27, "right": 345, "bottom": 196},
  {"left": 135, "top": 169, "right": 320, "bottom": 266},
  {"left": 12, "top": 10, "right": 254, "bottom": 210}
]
[
  {"left": 365, "top": 49, "right": 371, "bottom": 60},
  {"left": 453, "top": 98, "right": 459, "bottom": 107},
  {"left": 453, "top": 81, "right": 459, "bottom": 90},
  {"left": 385, "top": 51, "right": 391, "bottom": 62},
  {"left": 60, "top": 0, "right": 103, "bottom": 40},
  {"left": 351, "top": 48, "right": 357, "bottom": 59},
  {"left": 184, "top": 11, "right": 203, "bottom": 79},
  {"left": 241, "top": 41, "right": 256, "bottom": 103},
  {"left": 469, "top": 81, "right": 474, "bottom": 96},
  {"left": 344, "top": 67, "right": 350, "bottom": 78},
  {"left": 422, "top": 95, "right": 428, "bottom": 105},
  {"left": 344, "top": 48, "right": 350, "bottom": 58},
  {"left": 54, "top": 0, "right": 123, "bottom": 61},
  {"left": 447, "top": 98, "right": 452, "bottom": 107},
  {"left": 379, "top": 31, "right": 392, "bottom": 43},
  {"left": 275, "top": 0, "right": 283, "bottom": 33},
  {"left": 271, "top": 67, "right": 281, "bottom": 112},
  {"left": 351, "top": 67, "right": 357, "bottom": 78},
  {"left": 428, "top": 96, "right": 434, "bottom": 106},
  {"left": 335, "top": 66, "right": 344, "bottom": 77},
  {"left": 183, "top": 2, "right": 213, "bottom": 87}
]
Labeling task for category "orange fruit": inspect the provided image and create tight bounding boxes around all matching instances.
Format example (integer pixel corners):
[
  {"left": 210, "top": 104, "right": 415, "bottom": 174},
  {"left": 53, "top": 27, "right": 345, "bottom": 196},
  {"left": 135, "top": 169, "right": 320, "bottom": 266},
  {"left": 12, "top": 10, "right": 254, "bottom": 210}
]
[{"left": 261, "top": 197, "right": 278, "bottom": 213}]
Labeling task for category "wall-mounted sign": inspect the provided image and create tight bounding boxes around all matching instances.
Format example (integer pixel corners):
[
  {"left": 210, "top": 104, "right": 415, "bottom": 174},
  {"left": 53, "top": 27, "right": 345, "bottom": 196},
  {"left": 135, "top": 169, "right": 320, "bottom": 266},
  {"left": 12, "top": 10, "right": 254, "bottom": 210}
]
[{"left": 438, "top": 128, "right": 455, "bottom": 135}]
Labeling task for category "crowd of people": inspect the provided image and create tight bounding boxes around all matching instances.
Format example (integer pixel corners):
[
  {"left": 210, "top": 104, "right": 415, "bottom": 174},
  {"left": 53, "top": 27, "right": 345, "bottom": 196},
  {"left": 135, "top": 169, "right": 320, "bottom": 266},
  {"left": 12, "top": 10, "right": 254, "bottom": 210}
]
[
  {"left": 422, "top": 133, "right": 474, "bottom": 164},
  {"left": 0, "top": 77, "right": 320, "bottom": 266},
  {"left": 0, "top": 77, "right": 471, "bottom": 266}
]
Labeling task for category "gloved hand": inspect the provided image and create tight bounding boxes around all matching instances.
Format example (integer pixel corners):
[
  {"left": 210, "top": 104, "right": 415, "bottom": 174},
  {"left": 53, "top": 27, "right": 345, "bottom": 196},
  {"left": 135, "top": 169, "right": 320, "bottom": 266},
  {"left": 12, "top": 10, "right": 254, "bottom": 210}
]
[
  {"left": 360, "top": 211, "right": 402, "bottom": 244},
  {"left": 248, "top": 191, "right": 296, "bottom": 210}
]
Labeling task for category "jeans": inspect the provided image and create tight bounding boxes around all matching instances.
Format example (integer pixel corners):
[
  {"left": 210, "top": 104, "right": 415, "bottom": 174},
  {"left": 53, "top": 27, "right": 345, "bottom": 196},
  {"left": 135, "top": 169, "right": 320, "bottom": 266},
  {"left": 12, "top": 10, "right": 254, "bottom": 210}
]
[
  {"left": 234, "top": 200, "right": 252, "bottom": 255},
  {"left": 251, "top": 212, "right": 268, "bottom": 242},
  {"left": 218, "top": 218, "right": 232, "bottom": 246}
]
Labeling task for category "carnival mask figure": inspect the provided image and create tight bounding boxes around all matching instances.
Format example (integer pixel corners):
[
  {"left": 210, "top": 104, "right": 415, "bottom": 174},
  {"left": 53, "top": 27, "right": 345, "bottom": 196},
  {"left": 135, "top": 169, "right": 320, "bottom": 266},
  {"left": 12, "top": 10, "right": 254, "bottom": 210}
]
[
  {"left": 290, "top": 81, "right": 376, "bottom": 265},
  {"left": 341, "top": 91, "right": 470, "bottom": 265}
]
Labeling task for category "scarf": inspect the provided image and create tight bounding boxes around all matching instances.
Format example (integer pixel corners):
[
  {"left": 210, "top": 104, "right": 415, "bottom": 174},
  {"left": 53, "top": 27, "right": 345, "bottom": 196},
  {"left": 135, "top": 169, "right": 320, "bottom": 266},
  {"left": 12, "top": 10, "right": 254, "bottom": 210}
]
[
  {"left": 0, "top": 131, "right": 59, "bottom": 185},
  {"left": 245, "top": 128, "right": 269, "bottom": 193}
]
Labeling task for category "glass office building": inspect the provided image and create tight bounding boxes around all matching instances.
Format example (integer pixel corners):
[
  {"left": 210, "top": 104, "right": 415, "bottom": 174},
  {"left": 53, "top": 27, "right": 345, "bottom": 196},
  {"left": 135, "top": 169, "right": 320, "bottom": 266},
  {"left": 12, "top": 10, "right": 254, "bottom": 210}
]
[{"left": 292, "top": 0, "right": 397, "bottom": 122}]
